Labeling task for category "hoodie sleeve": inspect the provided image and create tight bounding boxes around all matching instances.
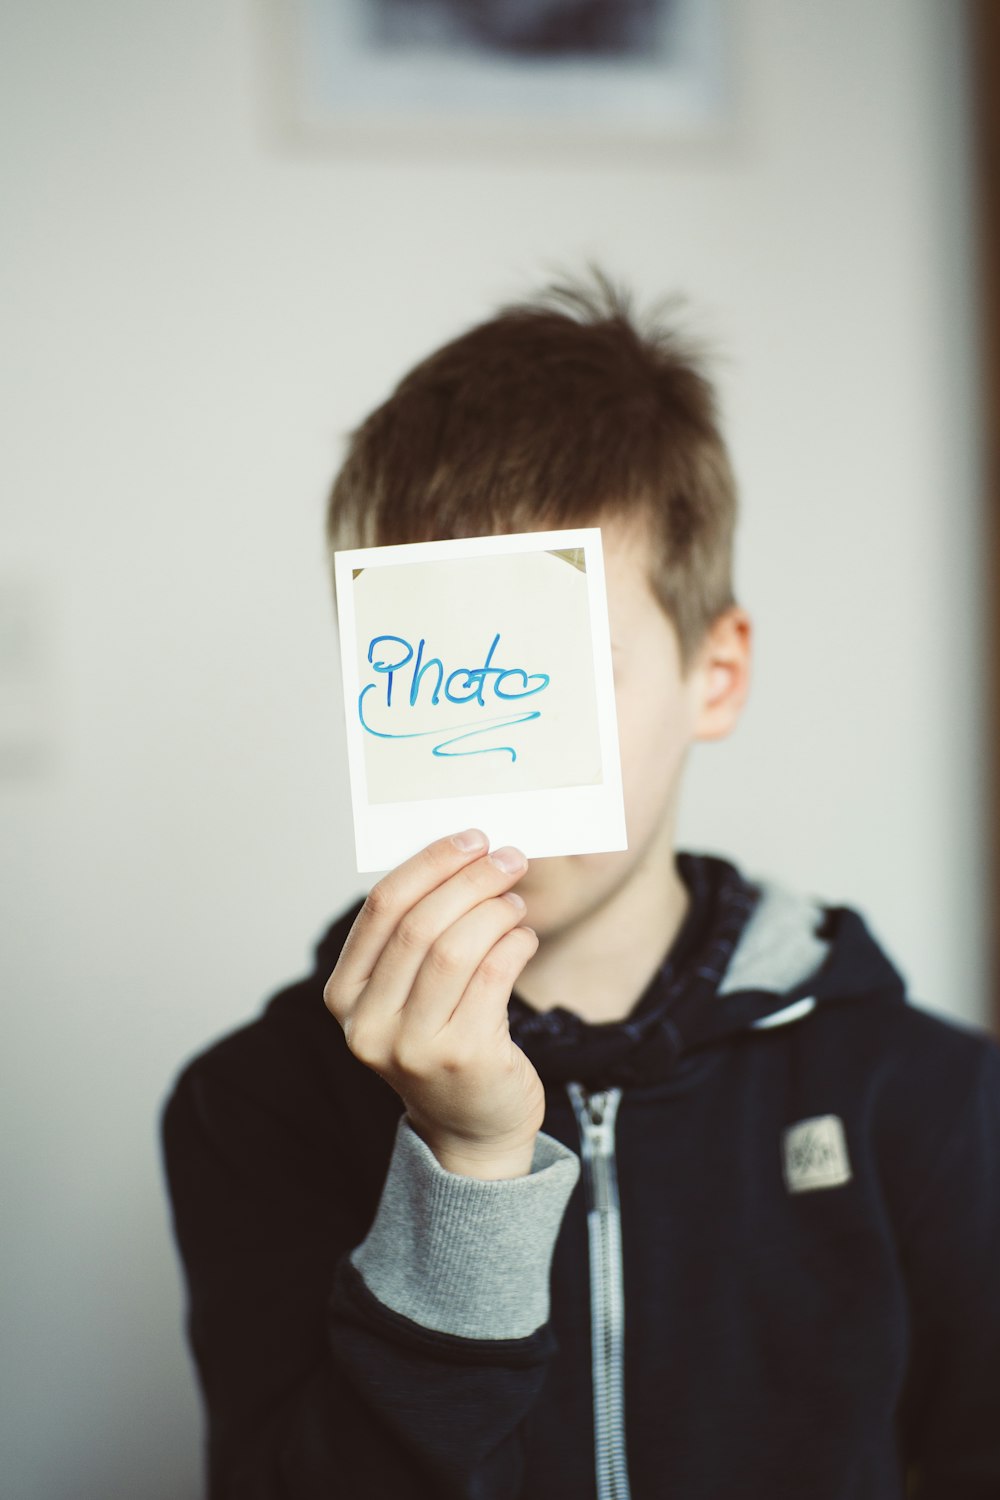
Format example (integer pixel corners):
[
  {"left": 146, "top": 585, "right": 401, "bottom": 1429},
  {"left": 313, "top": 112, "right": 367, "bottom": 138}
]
[
  {"left": 896, "top": 1038, "right": 1000, "bottom": 1499},
  {"left": 161, "top": 1060, "right": 580, "bottom": 1500}
]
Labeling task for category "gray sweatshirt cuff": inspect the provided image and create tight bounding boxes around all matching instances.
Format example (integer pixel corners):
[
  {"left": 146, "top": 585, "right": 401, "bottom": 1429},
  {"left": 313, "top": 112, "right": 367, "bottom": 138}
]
[{"left": 349, "top": 1113, "right": 581, "bottom": 1340}]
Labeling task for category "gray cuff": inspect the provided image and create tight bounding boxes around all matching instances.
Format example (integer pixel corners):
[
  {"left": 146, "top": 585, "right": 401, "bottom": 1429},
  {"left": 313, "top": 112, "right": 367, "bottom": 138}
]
[{"left": 349, "top": 1114, "right": 581, "bottom": 1340}]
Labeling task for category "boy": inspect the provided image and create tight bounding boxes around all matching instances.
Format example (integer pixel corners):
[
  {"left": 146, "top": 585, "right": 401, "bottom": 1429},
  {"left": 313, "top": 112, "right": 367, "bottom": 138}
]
[{"left": 162, "top": 274, "right": 1000, "bottom": 1499}]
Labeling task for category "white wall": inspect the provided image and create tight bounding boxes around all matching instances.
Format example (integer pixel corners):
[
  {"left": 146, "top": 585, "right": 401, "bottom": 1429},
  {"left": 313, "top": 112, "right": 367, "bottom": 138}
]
[{"left": 0, "top": 1, "right": 985, "bottom": 1496}]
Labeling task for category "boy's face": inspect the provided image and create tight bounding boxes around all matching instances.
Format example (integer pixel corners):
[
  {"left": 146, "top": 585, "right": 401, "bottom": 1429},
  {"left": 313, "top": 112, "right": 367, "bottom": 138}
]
[{"left": 514, "top": 512, "right": 751, "bottom": 941}]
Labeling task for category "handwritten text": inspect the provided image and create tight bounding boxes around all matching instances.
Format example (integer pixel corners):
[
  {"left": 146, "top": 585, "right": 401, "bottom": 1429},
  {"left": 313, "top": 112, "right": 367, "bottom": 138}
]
[{"left": 359, "top": 632, "right": 550, "bottom": 762}]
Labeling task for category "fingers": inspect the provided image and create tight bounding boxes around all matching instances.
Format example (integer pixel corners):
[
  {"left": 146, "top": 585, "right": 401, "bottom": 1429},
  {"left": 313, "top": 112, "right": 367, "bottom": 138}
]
[
  {"left": 327, "top": 829, "right": 491, "bottom": 1008},
  {"left": 321, "top": 829, "right": 544, "bottom": 1159},
  {"left": 435, "top": 923, "right": 540, "bottom": 1050},
  {"left": 335, "top": 848, "right": 529, "bottom": 1053},
  {"left": 324, "top": 831, "right": 529, "bottom": 1027},
  {"left": 395, "top": 893, "right": 533, "bottom": 1049},
  {"left": 363, "top": 844, "right": 528, "bottom": 1015}
]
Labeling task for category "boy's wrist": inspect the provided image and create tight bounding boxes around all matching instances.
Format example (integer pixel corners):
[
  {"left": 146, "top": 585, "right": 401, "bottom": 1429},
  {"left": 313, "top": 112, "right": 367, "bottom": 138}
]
[{"left": 424, "top": 1132, "right": 539, "bottom": 1180}]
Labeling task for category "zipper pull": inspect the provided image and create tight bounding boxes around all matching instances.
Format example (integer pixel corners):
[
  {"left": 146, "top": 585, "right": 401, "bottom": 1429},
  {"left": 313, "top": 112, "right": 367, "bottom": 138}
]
[
  {"left": 568, "top": 1086, "right": 621, "bottom": 1214},
  {"left": 585, "top": 1090, "right": 607, "bottom": 1125},
  {"left": 582, "top": 1093, "right": 615, "bottom": 1158}
]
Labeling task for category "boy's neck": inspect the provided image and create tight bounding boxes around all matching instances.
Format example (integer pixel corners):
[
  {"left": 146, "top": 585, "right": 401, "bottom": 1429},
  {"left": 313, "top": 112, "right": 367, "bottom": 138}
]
[{"left": 515, "top": 841, "right": 691, "bottom": 1026}]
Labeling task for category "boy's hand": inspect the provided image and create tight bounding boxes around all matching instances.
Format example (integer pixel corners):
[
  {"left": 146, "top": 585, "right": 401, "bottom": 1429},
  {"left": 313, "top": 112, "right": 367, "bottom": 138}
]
[{"left": 323, "top": 830, "right": 545, "bottom": 1179}]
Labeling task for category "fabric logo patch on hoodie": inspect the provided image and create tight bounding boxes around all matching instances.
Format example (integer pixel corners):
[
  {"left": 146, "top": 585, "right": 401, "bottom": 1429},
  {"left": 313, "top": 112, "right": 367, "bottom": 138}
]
[{"left": 782, "top": 1115, "right": 852, "bottom": 1193}]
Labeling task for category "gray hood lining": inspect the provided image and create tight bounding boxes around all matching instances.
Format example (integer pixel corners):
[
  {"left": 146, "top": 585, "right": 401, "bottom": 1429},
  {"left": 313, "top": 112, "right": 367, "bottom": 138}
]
[{"left": 718, "top": 878, "right": 829, "bottom": 997}]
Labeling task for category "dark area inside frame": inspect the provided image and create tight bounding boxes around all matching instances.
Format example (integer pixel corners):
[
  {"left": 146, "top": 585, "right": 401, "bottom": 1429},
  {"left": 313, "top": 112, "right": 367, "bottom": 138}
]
[{"left": 365, "top": 0, "right": 674, "bottom": 59}]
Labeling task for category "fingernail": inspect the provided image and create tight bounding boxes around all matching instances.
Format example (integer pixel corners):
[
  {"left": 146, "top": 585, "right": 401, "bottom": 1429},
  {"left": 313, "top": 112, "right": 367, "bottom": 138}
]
[
  {"left": 503, "top": 891, "right": 525, "bottom": 912},
  {"left": 451, "top": 829, "right": 487, "bottom": 852},
  {"left": 491, "top": 846, "right": 527, "bottom": 874}
]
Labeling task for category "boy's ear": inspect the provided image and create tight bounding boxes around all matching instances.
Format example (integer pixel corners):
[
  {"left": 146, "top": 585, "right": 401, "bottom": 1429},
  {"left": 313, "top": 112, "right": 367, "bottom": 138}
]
[{"left": 693, "top": 607, "right": 752, "bottom": 742}]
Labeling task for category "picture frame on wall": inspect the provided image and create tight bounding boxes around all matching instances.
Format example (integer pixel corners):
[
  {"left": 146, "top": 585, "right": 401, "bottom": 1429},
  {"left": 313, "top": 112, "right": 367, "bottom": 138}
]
[{"left": 268, "top": 0, "right": 732, "bottom": 153}]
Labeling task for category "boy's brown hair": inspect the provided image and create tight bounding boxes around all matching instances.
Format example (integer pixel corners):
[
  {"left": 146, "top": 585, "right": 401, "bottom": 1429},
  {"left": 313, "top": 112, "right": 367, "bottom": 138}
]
[{"left": 326, "top": 270, "right": 739, "bottom": 675}]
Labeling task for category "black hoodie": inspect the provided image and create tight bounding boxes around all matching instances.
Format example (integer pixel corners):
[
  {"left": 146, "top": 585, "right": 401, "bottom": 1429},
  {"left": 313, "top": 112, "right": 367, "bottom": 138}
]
[{"left": 161, "top": 852, "right": 1000, "bottom": 1499}]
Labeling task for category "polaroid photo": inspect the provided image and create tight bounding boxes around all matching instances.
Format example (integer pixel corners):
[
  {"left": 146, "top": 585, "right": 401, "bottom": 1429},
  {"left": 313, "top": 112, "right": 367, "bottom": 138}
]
[{"left": 334, "top": 528, "right": 627, "bottom": 872}]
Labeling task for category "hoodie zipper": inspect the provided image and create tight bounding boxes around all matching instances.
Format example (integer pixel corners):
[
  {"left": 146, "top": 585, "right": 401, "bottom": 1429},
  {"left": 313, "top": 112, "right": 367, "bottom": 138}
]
[{"left": 566, "top": 1082, "right": 631, "bottom": 1500}]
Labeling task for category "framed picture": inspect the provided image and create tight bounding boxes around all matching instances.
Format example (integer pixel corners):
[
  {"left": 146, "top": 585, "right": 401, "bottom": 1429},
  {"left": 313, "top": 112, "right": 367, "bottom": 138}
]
[{"left": 270, "top": 0, "right": 732, "bottom": 151}]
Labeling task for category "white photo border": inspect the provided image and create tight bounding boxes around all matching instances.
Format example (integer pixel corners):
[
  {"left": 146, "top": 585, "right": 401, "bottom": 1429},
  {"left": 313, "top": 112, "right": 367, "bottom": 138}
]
[{"left": 334, "top": 527, "right": 627, "bottom": 873}]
